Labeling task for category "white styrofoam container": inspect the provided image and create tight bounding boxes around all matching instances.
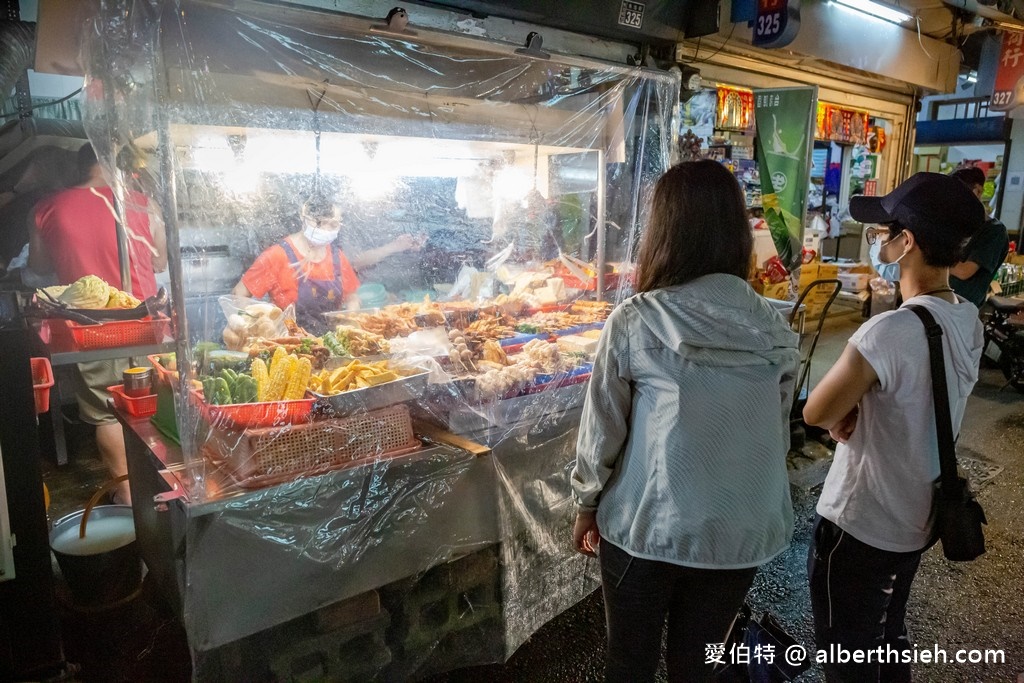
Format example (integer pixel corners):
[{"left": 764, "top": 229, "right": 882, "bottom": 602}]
[{"left": 838, "top": 273, "right": 871, "bottom": 292}]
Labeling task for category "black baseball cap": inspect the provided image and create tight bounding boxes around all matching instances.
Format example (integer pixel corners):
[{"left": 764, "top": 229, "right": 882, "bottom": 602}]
[{"left": 849, "top": 172, "right": 984, "bottom": 236}]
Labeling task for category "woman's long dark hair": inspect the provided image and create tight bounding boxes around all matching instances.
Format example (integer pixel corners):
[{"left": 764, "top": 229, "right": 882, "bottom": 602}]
[{"left": 635, "top": 160, "right": 753, "bottom": 293}]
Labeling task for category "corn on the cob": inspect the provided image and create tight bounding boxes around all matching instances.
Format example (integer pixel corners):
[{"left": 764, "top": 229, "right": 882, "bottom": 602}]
[
  {"left": 250, "top": 358, "right": 270, "bottom": 401},
  {"left": 284, "top": 357, "right": 312, "bottom": 400},
  {"left": 264, "top": 354, "right": 293, "bottom": 402},
  {"left": 268, "top": 347, "right": 288, "bottom": 377}
]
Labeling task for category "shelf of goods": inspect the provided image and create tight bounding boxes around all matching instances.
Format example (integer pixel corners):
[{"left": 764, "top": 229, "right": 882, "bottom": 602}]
[{"left": 88, "top": 0, "right": 676, "bottom": 678}]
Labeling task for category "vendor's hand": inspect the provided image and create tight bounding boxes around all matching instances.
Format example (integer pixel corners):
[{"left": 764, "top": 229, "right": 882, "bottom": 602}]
[
  {"left": 829, "top": 406, "right": 859, "bottom": 444},
  {"left": 573, "top": 510, "right": 601, "bottom": 558},
  {"left": 388, "top": 233, "right": 427, "bottom": 254}
]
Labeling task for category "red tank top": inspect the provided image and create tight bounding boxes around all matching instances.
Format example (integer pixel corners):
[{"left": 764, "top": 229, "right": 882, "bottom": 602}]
[{"left": 34, "top": 186, "right": 158, "bottom": 298}]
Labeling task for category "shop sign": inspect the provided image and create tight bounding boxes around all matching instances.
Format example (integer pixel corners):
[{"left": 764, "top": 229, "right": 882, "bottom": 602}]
[
  {"left": 716, "top": 85, "right": 755, "bottom": 130},
  {"left": 752, "top": 0, "right": 801, "bottom": 49},
  {"left": 814, "top": 102, "right": 869, "bottom": 144},
  {"left": 754, "top": 86, "right": 816, "bottom": 268},
  {"left": 617, "top": 1, "right": 645, "bottom": 29},
  {"left": 992, "top": 31, "right": 1024, "bottom": 112}
]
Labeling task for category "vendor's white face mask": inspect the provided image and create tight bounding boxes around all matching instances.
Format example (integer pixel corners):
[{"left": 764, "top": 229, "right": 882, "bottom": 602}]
[{"left": 302, "top": 216, "right": 340, "bottom": 246}]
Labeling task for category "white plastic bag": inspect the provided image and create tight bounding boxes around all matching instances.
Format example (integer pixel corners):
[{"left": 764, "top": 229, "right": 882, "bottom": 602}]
[{"left": 218, "top": 295, "right": 295, "bottom": 350}]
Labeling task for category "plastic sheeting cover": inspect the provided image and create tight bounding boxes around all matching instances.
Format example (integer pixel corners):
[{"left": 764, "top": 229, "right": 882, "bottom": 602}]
[{"left": 82, "top": 1, "right": 678, "bottom": 678}]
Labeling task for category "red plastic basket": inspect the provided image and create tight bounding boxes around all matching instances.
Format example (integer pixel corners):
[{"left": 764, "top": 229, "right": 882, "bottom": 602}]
[
  {"left": 31, "top": 357, "right": 54, "bottom": 415},
  {"left": 107, "top": 384, "right": 158, "bottom": 418},
  {"left": 147, "top": 353, "right": 178, "bottom": 387},
  {"left": 191, "top": 388, "right": 315, "bottom": 429},
  {"left": 65, "top": 315, "right": 171, "bottom": 351}
]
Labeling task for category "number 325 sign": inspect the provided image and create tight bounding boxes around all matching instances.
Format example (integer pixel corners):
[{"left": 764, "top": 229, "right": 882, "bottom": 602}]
[{"left": 753, "top": 0, "right": 801, "bottom": 49}]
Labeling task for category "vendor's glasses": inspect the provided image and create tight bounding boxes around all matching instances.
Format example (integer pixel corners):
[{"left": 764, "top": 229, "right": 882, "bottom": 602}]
[
  {"left": 303, "top": 215, "right": 341, "bottom": 231},
  {"left": 865, "top": 224, "right": 903, "bottom": 246}
]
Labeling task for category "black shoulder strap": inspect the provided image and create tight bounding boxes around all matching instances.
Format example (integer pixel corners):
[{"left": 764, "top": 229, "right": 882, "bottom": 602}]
[{"left": 906, "top": 305, "right": 959, "bottom": 493}]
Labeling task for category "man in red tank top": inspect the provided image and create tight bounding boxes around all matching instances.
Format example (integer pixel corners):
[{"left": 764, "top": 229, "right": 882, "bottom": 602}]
[{"left": 29, "top": 143, "right": 167, "bottom": 505}]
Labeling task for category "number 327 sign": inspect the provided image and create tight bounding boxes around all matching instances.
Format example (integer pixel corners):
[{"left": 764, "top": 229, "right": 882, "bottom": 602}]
[
  {"left": 992, "top": 32, "right": 1024, "bottom": 112},
  {"left": 753, "top": 0, "right": 801, "bottom": 49}
]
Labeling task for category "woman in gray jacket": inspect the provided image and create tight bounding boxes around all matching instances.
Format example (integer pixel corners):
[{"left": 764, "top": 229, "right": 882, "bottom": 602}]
[{"left": 571, "top": 160, "right": 800, "bottom": 682}]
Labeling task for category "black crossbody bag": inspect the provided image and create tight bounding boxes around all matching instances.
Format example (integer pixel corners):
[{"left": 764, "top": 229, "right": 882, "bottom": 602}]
[{"left": 907, "top": 305, "right": 987, "bottom": 562}]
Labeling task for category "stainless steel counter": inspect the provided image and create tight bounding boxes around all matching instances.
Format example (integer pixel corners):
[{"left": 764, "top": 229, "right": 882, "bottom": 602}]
[{"left": 120, "top": 410, "right": 500, "bottom": 651}]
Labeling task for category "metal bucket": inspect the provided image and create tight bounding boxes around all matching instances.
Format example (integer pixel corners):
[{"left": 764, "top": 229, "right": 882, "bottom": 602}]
[{"left": 49, "top": 505, "right": 142, "bottom": 607}]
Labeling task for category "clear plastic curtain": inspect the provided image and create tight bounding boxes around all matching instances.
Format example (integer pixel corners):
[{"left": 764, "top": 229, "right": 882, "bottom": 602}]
[{"left": 83, "top": 1, "right": 678, "bottom": 678}]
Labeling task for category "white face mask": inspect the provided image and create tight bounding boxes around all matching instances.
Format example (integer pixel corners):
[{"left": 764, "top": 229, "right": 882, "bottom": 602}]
[
  {"left": 302, "top": 217, "right": 340, "bottom": 247},
  {"left": 870, "top": 234, "right": 908, "bottom": 283}
]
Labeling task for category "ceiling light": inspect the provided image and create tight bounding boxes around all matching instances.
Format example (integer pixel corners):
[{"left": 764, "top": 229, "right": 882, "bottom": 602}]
[
  {"left": 833, "top": 0, "right": 911, "bottom": 24},
  {"left": 989, "top": 20, "right": 1024, "bottom": 32}
]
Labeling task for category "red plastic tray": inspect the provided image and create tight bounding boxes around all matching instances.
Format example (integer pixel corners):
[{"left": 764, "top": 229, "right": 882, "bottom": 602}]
[
  {"left": 108, "top": 384, "right": 158, "bottom": 418},
  {"left": 66, "top": 315, "right": 171, "bottom": 351},
  {"left": 31, "top": 357, "right": 54, "bottom": 414},
  {"left": 191, "top": 388, "right": 315, "bottom": 429},
  {"left": 147, "top": 353, "right": 178, "bottom": 387}
]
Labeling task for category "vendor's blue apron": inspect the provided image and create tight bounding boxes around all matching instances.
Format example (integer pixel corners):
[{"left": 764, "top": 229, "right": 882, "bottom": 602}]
[{"left": 280, "top": 240, "right": 344, "bottom": 334}]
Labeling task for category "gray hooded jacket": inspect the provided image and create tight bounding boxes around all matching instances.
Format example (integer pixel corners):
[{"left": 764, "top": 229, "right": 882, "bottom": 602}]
[{"left": 571, "top": 273, "right": 801, "bottom": 569}]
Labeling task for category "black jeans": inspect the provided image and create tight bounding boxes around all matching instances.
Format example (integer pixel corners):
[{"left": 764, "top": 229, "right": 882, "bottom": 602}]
[
  {"left": 808, "top": 516, "right": 923, "bottom": 683},
  {"left": 600, "top": 540, "right": 757, "bottom": 683}
]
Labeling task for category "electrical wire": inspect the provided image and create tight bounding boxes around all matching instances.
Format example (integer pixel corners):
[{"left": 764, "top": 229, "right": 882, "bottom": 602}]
[
  {"left": 680, "top": 37, "right": 701, "bottom": 64},
  {"left": 916, "top": 16, "right": 935, "bottom": 58},
  {"left": 687, "top": 22, "right": 738, "bottom": 65},
  {"left": 0, "top": 86, "right": 84, "bottom": 120}
]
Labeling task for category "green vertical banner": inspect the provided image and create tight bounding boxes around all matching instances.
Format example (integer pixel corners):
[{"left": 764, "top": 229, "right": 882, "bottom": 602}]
[{"left": 754, "top": 86, "right": 816, "bottom": 269}]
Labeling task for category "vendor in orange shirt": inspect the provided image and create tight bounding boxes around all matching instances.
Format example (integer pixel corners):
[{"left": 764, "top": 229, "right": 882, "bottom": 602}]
[{"left": 232, "top": 194, "right": 422, "bottom": 332}]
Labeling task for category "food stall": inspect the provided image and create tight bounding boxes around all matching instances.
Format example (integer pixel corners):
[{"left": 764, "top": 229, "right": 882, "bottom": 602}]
[{"left": 62, "top": 1, "right": 677, "bottom": 678}]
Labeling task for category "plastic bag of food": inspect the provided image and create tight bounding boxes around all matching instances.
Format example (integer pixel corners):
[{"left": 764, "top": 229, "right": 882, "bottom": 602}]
[{"left": 217, "top": 295, "right": 294, "bottom": 350}]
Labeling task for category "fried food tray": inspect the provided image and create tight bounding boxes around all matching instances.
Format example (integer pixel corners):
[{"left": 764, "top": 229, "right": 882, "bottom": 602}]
[{"left": 310, "top": 369, "right": 430, "bottom": 417}]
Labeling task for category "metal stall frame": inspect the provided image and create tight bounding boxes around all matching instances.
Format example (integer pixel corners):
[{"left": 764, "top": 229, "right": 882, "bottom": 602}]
[{"left": 96, "top": 0, "right": 677, "bottom": 675}]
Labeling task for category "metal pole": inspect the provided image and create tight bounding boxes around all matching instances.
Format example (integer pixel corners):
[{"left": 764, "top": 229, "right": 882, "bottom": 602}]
[
  {"left": 596, "top": 149, "right": 606, "bottom": 301},
  {"left": 995, "top": 115, "right": 1011, "bottom": 221},
  {"left": 96, "top": 33, "right": 134, "bottom": 295},
  {"left": 149, "top": 8, "right": 196, "bottom": 472},
  {"left": 802, "top": 87, "right": 819, "bottom": 260}
]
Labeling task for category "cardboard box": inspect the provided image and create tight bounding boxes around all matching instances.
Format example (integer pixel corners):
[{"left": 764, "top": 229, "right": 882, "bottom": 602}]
[
  {"left": 838, "top": 273, "right": 871, "bottom": 292},
  {"left": 817, "top": 263, "right": 840, "bottom": 280},
  {"left": 754, "top": 280, "right": 791, "bottom": 301},
  {"left": 836, "top": 261, "right": 873, "bottom": 274}
]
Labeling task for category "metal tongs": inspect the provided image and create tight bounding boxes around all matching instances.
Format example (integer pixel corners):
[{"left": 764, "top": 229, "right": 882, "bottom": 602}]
[
  {"left": 144, "top": 287, "right": 169, "bottom": 317},
  {"left": 34, "top": 286, "right": 168, "bottom": 324},
  {"left": 35, "top": 288, "right": 103, "bottom": 325}
]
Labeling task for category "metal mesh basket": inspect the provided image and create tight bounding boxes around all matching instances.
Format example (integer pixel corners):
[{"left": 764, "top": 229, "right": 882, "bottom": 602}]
[{"left": 207, "top": 404, "right": 421, "bottom": 488}]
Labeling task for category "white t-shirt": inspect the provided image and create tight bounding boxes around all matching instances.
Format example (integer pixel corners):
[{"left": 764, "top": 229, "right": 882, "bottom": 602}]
[{"left": 816, "top": 295, "right": 983, "bottom": 552}]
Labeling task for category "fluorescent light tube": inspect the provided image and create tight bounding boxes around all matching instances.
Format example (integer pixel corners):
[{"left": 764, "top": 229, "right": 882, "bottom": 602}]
[{"left": 834, "top": 0, "right": 912, "bottom": 24}]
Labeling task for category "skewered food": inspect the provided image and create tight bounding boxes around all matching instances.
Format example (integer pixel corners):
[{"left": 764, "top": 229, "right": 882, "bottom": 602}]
[
  {"left": 332, "top": 325, "right": 390, "bottom": 356},
  {"left": 465, "top": 313, "right": 516, "bottom": 339}
]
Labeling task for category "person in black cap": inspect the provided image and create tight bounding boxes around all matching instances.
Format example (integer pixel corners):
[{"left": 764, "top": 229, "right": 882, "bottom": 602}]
[
  {"left": 802, "top": 172, "right": 985, "bottom": 682},
  {"left": 949, "top": 166, "right": 1009, "bottom": 308}
]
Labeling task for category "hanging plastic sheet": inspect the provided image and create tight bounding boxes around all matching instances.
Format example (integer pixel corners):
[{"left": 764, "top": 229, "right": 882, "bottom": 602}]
[{"left": 82, "top": 1, "right": 678, "bottom": 678}]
